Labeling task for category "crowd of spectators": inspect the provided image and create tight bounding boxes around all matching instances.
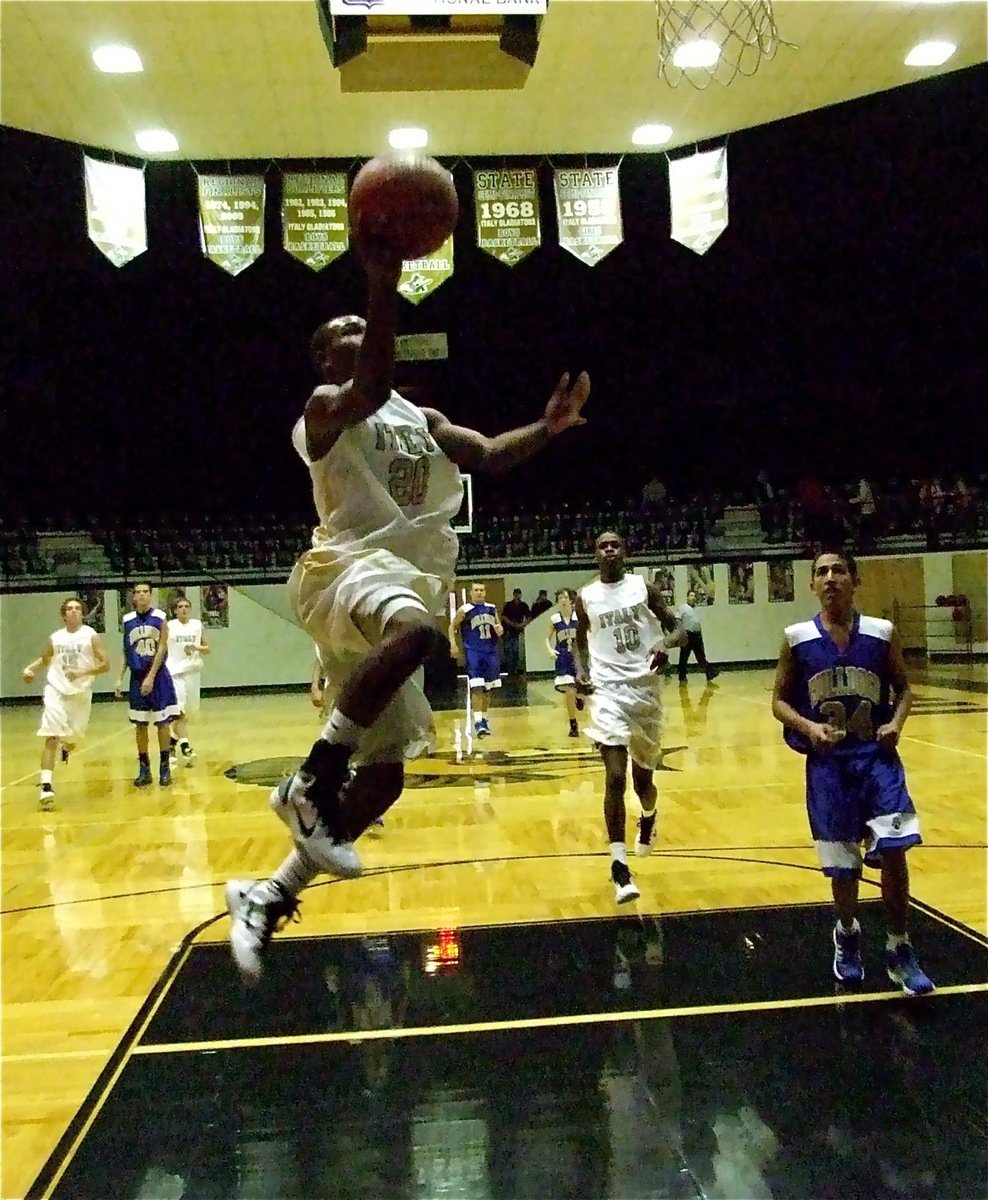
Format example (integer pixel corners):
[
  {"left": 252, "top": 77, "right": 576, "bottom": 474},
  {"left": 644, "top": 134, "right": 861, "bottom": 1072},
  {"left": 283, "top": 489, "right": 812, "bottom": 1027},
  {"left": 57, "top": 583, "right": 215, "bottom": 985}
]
[{"left": 2, "top": 471, "right": 985, "bottom": 587}]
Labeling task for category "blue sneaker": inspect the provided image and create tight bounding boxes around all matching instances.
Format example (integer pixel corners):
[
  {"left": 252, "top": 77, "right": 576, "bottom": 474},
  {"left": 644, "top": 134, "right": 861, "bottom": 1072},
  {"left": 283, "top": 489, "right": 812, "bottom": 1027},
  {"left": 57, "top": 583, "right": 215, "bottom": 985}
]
[
  {"left": 885, "top": 942, "right": 935, "bottom": 996},
  {"left": 833, "top": 922, "right": 864, "bottom": 985}
]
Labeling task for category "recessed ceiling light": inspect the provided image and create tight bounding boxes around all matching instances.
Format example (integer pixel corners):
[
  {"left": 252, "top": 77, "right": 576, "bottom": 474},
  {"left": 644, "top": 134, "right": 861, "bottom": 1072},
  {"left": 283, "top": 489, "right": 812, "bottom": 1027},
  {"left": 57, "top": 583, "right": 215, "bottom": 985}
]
[
  {"left": 904, "top": 41, "right": 956, "bottom": 66},
  {"left": 632, "top": 124, "right": 673, "bottom": 147},
  {"left": 388, "top": 127, "right": 428, "bottom": 150},
  {"left": 92, "top": 45, "right": 143, "bottom": 73},
  {"left": 672, "top": 39, "right": 721, "bottom": 70},
  {"left": 136, "top": 129, "right": 179, "bottom": 153}
]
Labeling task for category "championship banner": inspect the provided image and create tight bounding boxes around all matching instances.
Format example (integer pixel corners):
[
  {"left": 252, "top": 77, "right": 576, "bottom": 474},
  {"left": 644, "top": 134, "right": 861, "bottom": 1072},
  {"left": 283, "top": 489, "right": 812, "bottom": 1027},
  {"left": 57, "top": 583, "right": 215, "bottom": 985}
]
[
  {"left": 83, "top": 156, "right": 147, "bottom": 267},
  {"left": 553, "top": 165, "right": 623, "bottom": 266},
  {"left": 669, "top": 147, "right": 729, "bottom": 255},
  {"left": 282, "top": 172, "right": 349, "bottom": 270},
  {"left": 398, "top": 235, "right": 453, "bottom": 305},
  {"left": 473, "top": 168, "right": 541, "bottom": 266},
  {"left": 197, "top": 174, "right": 265, "bottom": 276}
]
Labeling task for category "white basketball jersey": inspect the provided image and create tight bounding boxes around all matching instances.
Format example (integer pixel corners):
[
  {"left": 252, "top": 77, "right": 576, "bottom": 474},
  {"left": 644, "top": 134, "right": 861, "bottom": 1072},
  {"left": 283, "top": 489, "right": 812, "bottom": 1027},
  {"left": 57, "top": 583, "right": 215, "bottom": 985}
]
[
  {"left": 166, "top": 618, "right": 203, "bottom": 676},
  {"left": 294, "top": 390, "right": 463, "bottom": 582},
  {"left": 48, "top": 626, "right": 99, "bottom": 695},
  {"left": 580, "top": 573, "right": 665, "bottom": 687}
]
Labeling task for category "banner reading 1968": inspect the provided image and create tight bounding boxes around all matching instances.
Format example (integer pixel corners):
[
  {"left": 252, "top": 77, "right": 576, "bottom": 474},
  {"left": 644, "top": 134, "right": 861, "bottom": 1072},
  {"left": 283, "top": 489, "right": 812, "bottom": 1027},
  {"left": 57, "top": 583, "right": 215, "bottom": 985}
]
[
  {"left": 473, "top": 168, "right": 541, "bottom": 266},
  {"left": 197, "top": 175, "right": 265, "bottom": 276},
  {"left": 282, "top": 172, "right": 349, "bottom": 270},
  {"left": 553, "top": 166, "right": 624, "bottom": 267}
]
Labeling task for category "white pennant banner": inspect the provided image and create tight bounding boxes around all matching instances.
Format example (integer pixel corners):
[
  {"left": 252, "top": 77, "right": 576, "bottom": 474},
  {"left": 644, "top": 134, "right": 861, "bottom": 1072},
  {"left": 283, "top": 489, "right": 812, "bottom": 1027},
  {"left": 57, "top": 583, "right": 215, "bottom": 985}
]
[
  {"left": 669, "top": 148, "right": 728, "bottom": 256},
  {"left": 83, "top": 156, "right": 147, "bottom": 267}
]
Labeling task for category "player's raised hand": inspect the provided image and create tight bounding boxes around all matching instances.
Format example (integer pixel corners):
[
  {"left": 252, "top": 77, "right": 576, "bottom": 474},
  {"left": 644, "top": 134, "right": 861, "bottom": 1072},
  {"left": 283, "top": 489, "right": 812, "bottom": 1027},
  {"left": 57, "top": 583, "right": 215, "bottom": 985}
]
[
  {"left": 544, "top": 371, "right": 590, "bottom": 435},
  {"left": 22, "top": 666, "right": 35, "bottom": 683},
  {"left": 359, "top": 238, "right": 404, "bottom": 292}
]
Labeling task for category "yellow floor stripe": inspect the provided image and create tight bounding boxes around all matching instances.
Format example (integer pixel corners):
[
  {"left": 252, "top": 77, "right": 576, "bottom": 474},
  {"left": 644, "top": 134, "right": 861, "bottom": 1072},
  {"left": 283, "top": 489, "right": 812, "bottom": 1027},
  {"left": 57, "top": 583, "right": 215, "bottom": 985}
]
[{"left": 133, "top": 981, "right": 988, "bottom": 1056}]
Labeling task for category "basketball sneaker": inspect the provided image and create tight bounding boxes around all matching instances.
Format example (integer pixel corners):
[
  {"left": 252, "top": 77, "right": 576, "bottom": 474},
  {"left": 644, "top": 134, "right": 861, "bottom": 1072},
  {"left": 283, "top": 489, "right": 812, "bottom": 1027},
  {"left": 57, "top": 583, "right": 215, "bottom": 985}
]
[
  {"left": 635, "top": 811, "right": 657, "bottom": 857},
  {"left": 568, "top": 719, "right": 579, "bottom": 737},
  {"left": 475, "top": 718, "right": 491, "bottom": 737},
  {"left": 885, "top": 942, "right": 935, "bottom": 996},
  {"left": 180, "top": 744, "right": 196, "bottom": 767},
  {"left": 226, "top": 879, "right": 300, "bottom": 986},
  {"left": 159, "top": 763, "right": 172, "bottom": 788},
  {"left": 269, "top": 775, "right": 362, "bottom": 879},
  {"left": 611, "top": 860, "right": 640, "bottom": 905},
  {"left": 39, "top": 784, "right": 55, "bottom": 812},
  {"left": 832, "top": 921, "right": 864, "bottom": 985},
  {"left": 134, "top": 764, "right": 153, "bottom": 788}
]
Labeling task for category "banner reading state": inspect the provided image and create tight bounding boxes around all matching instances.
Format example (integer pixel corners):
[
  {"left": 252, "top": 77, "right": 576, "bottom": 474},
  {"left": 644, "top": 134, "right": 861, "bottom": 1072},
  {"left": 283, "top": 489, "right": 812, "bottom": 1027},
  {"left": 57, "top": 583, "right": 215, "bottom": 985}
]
[
  {"left": 83, "top": 156, "right": 147, "bottom": 267},
  {"left": 398, "top": 235, "right": 454, "bottom": 305},
  {"left": 197, "top": 175, "right": 265, "bottom": 276},
  {"left": 553, "top": 166, "right": 623, "bottom": 266},
  {"left": 473, "top": 168, "right": 541, "bottom": 266},
  {"left": 282, "top": 172, "right": 349, "bottom": 270}
]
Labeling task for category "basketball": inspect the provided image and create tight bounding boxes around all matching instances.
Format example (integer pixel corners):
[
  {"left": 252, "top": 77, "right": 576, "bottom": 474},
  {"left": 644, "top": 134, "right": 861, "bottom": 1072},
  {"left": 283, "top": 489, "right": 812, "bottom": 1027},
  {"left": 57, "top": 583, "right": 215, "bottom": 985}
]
[{"left": 349, "top": 154, "right": 458, "bottom": 261}]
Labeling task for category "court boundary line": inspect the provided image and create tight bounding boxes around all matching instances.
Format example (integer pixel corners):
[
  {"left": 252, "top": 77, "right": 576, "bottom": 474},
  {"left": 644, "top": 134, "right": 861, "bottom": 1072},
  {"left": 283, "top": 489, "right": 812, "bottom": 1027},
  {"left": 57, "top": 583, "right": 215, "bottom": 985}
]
[
  {"left": 25, "top": 921, "right": 206, "bottom": 1200},
  {"left": 131, "top": 982, "right": 988, "bottom": 1057}
]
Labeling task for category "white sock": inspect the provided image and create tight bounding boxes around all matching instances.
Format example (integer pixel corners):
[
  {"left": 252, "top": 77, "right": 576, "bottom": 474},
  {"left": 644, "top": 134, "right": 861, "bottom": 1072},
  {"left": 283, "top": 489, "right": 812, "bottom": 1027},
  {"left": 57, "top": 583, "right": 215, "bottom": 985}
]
[
  {"left": 40, "top": 769, "right": 53, "bottom": 787},
  {"left": 321, "top": 708, "right": 364, "bottom": 749},
  {"left": 886, "top": 931, "right": 910, "bottom": 951},
  {"left": 266, "top": 849, "right": 320, "bottom": 899},
  {"left": 837, "top": 918, "right": 860, "bottom": 935},
  {"left": 610, "top": 842, "right": 628, "bottom": 865},
  {"left": 640, "top": 805, "right": 657, "bottom": 819}
]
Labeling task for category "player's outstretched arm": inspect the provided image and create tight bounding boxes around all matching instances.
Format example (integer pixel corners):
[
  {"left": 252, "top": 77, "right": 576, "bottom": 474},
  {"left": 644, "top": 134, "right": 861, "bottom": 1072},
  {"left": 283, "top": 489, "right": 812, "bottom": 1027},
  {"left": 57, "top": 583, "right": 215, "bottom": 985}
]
[
  {"left": 304, "top": 251, "right": 404, "bottom": 461},
  {"left": 423, "top": 371, "right": 589, "bottom": 473}
]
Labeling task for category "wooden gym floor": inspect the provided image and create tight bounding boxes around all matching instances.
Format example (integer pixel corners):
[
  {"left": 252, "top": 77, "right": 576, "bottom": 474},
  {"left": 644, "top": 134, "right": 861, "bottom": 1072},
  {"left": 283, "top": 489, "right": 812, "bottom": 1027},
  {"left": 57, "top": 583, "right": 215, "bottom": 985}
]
[{"left": 1, "top": 663, "right": 985, "bottom": 1199}]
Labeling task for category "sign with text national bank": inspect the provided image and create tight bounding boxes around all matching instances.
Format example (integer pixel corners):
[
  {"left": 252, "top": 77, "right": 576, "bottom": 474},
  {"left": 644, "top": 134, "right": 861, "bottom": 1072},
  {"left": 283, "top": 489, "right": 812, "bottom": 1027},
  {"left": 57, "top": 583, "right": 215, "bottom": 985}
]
[{"left": 329, "top": 0, "right": 546, "bottom": 12}]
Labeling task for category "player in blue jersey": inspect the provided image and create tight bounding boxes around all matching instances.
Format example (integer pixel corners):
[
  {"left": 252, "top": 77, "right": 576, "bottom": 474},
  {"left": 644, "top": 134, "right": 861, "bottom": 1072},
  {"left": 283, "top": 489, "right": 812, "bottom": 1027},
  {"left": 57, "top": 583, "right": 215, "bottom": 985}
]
[
  {"left": 114, "top": 582, "right": 180, "bottom": 788},
  {"left": 449, "top": 582, "right": 503, "bottom": 736},
  {"left": 772, "top": 550, "right": 934, "bottom": 995},
  {"left": 546, "top": 588, "right": 583, "bottom": 737}
]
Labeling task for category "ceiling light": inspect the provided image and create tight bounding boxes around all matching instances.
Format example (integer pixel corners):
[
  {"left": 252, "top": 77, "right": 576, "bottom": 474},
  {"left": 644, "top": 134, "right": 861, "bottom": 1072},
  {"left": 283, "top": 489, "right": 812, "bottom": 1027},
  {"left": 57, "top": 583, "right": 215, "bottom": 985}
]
[
  {"left": 92, "top": 45, "right": 143, "bottom": 73},
  {"left": 672, "top": 39, "right": 721, "bottom": 70},
  {"left": 632, "top": 124, "right": 673, "bottom": 147},
  {"left": 135, "top": 129, "right": 179, "bottom": 153},
  {"left": 388, "top": 127, "right": 428, "bottom": 150},
  {"left": 904, "top": 41, "right": 956, "bottom": 67}
]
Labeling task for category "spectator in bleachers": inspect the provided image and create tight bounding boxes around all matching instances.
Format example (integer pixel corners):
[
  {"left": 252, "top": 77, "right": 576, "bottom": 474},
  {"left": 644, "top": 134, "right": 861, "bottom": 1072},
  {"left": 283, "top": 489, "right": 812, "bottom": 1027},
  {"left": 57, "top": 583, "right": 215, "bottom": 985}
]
[
  {"left": 949, "top": 474, "right": 978, "bottom": 542},
  {"left": 848, "top": 475, "right": 878, "bottom": 551},
  {"left": 918, "top": 477, "right": 946, "bottom": 550},
  {"left": 501, "top": 588, "right": 531, "bottom": 676}
]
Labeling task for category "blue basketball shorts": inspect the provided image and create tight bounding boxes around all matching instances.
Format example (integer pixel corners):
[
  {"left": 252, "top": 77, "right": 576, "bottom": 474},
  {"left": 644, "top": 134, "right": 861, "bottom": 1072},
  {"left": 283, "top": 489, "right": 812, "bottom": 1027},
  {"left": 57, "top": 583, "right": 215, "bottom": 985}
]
[
  {"left": 128, "top": 668, "right": 181, "bottom": 726},
  {"left": 805, "top": 745, "right": 921, "bottom": 877},
  {"left": 554, "top": 648, "right": 576, "bottom": 689},
  {"left": 465, "top": 646, "right": 501, "bottom": 690}
]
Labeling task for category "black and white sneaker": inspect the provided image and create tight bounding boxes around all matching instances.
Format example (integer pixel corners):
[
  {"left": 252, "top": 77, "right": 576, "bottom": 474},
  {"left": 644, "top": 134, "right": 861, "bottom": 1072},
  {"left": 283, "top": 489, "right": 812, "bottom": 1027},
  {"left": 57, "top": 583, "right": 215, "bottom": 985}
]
[
  {"left": 226, "top": 879, "right": 300, "bottom": 986},
  {"left": 611, "top": 860, "right": 640, "bottom": 905},
  {"left": 39, "top": 784, "right": 56, "bottom": 812},
  {"left": 180, "top": 744, "right": 196, "bottom": 767},
  {"left": 269, "top": 774, "right": 361, "bottom": 878},
  {"left": 635, "top": 812, "right": 657, "bottom": 857}
]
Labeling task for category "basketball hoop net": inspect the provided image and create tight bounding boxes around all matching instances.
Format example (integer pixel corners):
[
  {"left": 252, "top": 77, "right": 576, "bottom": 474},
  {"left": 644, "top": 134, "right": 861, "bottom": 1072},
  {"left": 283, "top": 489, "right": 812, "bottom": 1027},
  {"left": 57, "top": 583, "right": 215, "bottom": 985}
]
[{"left": 656, "top": 1, "right": 793, "bottom": 89}]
